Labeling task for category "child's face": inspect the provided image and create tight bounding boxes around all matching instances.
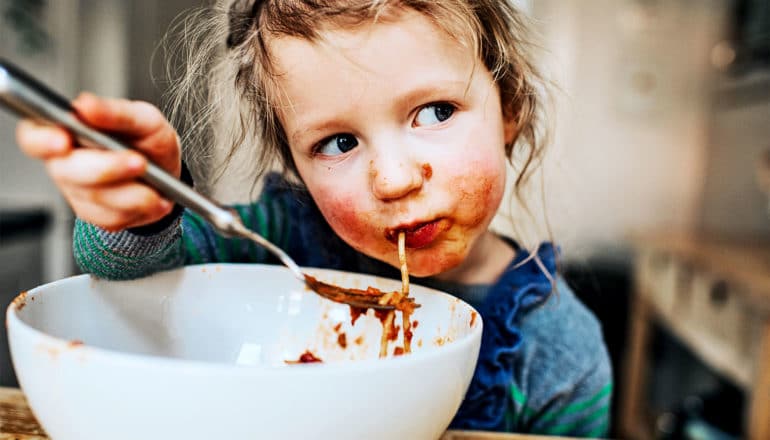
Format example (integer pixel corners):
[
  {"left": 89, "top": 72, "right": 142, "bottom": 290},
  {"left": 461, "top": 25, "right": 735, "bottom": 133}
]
[{"left": 270, "top": 9, "right": 514, "bottom": 277}]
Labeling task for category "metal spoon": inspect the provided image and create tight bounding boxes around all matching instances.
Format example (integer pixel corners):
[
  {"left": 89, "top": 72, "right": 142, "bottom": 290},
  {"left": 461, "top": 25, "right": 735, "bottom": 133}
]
[{"left": 0, "top": 59, "right": 395, "bottom": 311}]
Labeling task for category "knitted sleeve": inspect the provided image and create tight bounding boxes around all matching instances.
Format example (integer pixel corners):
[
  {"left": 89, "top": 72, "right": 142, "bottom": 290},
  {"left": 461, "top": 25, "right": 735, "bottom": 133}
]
[
  {"left": 73, "top": 176, "right": 293, "bottom": 280},
  {"left": 73, "top": 214, "right": 185, "bottom": 280}
]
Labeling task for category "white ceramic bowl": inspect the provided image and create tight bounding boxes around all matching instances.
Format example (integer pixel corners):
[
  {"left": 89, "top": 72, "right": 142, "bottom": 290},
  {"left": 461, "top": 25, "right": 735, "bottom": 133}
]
[{"left": 7, "top": 264, "right": 482, "bottom": 440}]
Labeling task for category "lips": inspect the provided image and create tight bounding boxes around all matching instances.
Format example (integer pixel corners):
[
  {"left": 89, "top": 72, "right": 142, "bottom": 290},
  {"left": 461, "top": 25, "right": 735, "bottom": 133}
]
[{"left": 385, "top": 219, "right": 450, "bottom": 249}]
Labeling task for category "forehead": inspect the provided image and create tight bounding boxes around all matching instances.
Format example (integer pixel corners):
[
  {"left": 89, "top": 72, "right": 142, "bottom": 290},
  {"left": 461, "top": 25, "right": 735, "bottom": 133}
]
[
  {"left": 265, "top": 8, "right": 479, "bottom": 121},
  {"left": 266, "top": 6, "right": 474, "bottom": 65}
]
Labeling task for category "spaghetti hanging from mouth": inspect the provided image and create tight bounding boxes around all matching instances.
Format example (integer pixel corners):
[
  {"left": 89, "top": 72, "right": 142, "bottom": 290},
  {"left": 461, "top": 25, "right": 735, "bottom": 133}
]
[
  {"left": 376, "top": 231, "right": 414, "bottom": 357},
  {"left": 398, "top": 231, "right": 413, "bottom": 354}
]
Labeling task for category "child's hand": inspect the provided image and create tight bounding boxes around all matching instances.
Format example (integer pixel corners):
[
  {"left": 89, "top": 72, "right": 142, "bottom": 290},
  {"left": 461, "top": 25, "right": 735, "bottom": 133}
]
[{"left": 15, "top": 92, "right": 181, "bottom": 231}]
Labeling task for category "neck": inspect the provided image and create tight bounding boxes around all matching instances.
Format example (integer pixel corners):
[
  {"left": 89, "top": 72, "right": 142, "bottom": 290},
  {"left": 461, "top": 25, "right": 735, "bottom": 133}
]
[{"left": 433, "top": 231, "right": 515, "bottom": 285}]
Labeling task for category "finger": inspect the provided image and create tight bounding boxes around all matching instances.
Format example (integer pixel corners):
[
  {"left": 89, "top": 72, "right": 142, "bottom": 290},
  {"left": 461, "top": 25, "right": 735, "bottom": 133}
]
[
  {"left": 63, "top": 184, "right": 174, "bottom": 231},
  {"left": 131, "top": 123, "right": 182, "bottom": 177},
  {"left": 68, "top": 198, "right": 148, "bottom": 232},
  {"left": 16, "top": 119, "right": 73, "bottom": 159},
  {"left": 68, "top": 181, "right": 173, "bottom": 216},
  {"left": 46, "top": 149, "right": 147, "bottom": 187},
  {"left": 72, "top": 92, "right": 166, "bottom": 138},
  {"left": 72, "top": 93, "right": 181, "bottom": 176}
]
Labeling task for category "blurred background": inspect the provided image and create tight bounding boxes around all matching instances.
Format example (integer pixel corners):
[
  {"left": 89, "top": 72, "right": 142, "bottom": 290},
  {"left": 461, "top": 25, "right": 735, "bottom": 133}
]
[{"left": 0, "top": 0, "right": 769, "bottom": 438}]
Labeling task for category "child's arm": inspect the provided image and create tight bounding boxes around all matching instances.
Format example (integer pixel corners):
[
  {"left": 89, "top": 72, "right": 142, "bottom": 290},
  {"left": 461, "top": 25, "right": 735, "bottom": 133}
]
[
  {"left": 72, "top": 195, "right": 292, "bottom": 280},
  {"left": 72, "top": 215, "right": 185, "bottom": 280}
]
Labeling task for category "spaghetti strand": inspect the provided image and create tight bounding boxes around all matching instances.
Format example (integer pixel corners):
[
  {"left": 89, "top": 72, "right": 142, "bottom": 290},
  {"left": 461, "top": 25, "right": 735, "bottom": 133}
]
[{"left": 399, "top": 232, "right": 412, "bottom": 353}]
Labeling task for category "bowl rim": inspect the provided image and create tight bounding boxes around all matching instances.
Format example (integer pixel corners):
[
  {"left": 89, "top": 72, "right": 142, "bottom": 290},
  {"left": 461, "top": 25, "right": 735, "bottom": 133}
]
[{"left": 7, "top": 263, "right": 483, "bottom": 375}]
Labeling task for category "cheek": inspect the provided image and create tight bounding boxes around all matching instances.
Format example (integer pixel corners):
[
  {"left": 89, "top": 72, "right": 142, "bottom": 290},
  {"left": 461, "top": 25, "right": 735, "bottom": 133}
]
[
  {"left": 294, "top": 159, "right": 379, "bottom": 250},
  {"left": 311, "top": 188, "right": 374, "bottom": 249},
  {"left": 448, "top": 158, "right": 506, "bottom": 226}
]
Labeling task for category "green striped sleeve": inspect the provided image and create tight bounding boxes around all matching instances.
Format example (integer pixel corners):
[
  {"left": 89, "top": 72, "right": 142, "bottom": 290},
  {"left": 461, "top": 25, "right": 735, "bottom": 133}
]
[
  {"left": 181, "top": 212, "right": 207, "bottom": 264},
  {"left": 72, "top": 187, "right": 292, "bottom": 279},
  {"left": 539, "top": 382, "right": 612, "bottom": 425},
  {"left": 181, "top": 208, "right": 249, "bottom": 263},
  {"left": 509, "top": 383, "right": 536, "bottom": 430},
  {"left": 178, "top": 194, "right": 289, "bottom": 264},
  {"left": 586, "top": 419, "right": 610, "bottom": 438},
  {"left": 73, "top": 218, "right": 185, "bottom": 280},
  {"left": 542, "top": 402, "right": 610, "bottom": 436},
  {"left": 531, "top": 381, "right": 613, "bottom": 438},
  {"left": 235, "top": 205, "right": 260, "bottom": 262}
]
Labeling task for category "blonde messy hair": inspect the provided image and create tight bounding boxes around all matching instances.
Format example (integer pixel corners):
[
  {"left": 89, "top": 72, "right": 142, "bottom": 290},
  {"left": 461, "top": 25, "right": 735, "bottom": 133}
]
[{"left": 163, "top": 0, "right": 549, "bottom": 200}]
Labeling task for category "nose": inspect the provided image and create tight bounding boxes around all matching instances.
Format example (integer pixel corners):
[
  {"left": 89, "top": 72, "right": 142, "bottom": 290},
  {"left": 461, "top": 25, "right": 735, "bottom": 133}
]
[{"left": 370, "top": 148, "right": 424, "bottom": 201}]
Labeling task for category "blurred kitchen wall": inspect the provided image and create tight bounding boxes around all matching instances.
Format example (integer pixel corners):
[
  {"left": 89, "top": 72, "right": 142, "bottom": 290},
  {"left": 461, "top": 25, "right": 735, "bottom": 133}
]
[
  {"left": 1, "top": 0, "right": 82, "bottom": 286},
  {"left": 549, "top": 0, "right": 768, "bottom": 257},
  {"left": 517, "top": 0, "right": 736, "bottom": 261}
]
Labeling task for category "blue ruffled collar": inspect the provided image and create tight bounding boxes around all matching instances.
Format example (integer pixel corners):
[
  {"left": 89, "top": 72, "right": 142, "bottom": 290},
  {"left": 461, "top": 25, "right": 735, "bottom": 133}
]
[{"left": 450, "top": 242, "right": 558, "bottom": 431}]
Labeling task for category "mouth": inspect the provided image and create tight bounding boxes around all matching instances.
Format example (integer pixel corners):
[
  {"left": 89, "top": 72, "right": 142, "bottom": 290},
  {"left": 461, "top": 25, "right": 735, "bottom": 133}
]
[{"left": 385, "top": 218, "right": 451, "bottom": 249}]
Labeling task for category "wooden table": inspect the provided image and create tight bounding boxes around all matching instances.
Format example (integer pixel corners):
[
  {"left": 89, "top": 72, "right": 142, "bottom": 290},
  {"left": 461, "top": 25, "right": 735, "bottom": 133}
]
[
  {"left": 0, "top": 387, "right": 47, "bottom": 440},
  {"left": 620, "top": 232, "right": 770, "bottom": 440},
  {"left": 0, "top": 387, "right": 577, "bottom": 440}
]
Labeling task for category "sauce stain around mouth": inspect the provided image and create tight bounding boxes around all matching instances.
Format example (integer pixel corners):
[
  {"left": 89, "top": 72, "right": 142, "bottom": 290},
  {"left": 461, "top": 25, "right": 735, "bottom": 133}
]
[{"left": 386, "top": 219, "right": 450, "bottom": 249}]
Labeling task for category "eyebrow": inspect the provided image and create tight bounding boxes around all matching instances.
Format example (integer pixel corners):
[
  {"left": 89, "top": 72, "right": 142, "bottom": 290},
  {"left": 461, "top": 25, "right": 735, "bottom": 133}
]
[
  {"left": 290, "top": 121, "right": 344, "bottom": 147},
  {"left": 397, "top": 80, "right": 469, "bottom": 111},
  {"left": 289, "top": 79, "right": 471, "bottom": 146}
]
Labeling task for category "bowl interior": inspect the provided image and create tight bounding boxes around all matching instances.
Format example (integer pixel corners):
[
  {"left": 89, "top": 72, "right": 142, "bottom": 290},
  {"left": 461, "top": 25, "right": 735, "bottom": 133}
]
[{"left": 13, "top": 264, "right": 480, "bottom": 366}]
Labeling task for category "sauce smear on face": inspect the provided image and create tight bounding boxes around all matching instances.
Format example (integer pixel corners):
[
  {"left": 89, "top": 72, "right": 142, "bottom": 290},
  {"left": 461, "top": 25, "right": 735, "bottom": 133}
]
[{"left": 422, "top": 163, "right": 433, "bottom": 179}]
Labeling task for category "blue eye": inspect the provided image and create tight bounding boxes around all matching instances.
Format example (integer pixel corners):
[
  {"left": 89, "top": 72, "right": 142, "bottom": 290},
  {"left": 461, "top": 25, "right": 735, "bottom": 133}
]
[
  {"left": 315, "top": 134, "right": 359, "bottom": 156},
  {"left": 414, "top": 103, "right": 455, "bottom": 127}
]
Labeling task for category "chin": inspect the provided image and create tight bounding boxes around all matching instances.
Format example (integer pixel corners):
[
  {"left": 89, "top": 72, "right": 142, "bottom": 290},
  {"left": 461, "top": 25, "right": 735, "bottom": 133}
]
[
  {"left": 357, "top": 237, "right": 470, "bottom": 279},
  {"left": 403, "top": 251, "right": 466, "bottom": 279},
  {"left": 401, "top": 266, "right": 438, "bottom": 278}
]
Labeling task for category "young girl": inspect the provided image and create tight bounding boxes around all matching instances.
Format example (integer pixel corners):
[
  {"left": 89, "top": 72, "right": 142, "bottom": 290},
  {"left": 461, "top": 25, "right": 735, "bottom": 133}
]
[{"left": 16, "top": 0, "right": 612, "bottom": 436}]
